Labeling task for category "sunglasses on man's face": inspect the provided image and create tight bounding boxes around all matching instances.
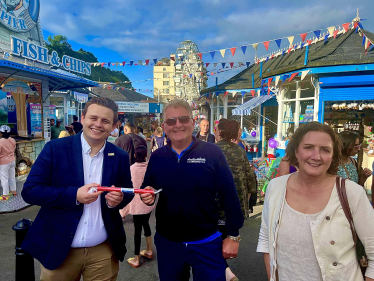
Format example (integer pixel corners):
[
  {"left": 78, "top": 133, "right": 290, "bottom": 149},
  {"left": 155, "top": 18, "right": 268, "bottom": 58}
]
[{"left": 164, "top": 116, "right": 191, "bottom": 126}]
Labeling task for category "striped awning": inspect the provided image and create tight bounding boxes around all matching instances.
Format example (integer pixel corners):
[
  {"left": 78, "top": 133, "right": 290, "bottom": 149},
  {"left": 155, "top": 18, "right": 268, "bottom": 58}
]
[{"left": 232, "top": 94, "right": 275, "bottom": 115}]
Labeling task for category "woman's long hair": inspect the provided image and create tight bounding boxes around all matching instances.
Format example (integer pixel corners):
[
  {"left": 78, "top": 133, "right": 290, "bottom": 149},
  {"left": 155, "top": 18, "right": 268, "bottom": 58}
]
[
  {"left": 217, "top": 119, "right": 239, "bottom": 142},
  {"left": 338, "top": 131, "right": 359, "bottom": 157}
]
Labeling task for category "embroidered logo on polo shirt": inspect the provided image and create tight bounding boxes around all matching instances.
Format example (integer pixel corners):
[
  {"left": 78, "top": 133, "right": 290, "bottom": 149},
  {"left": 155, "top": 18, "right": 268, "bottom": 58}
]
[{"left": 187, "top": 158, "right": 206, "bottom": 163}]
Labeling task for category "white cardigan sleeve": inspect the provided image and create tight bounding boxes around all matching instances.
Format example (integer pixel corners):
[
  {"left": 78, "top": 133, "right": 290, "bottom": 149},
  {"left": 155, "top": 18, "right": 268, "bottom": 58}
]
[
  {"left": 257, "top": 181, "right": 271, "bottom": 253},
  {"left": 349, "top": 182, "right": 374, "bottom": 279}
]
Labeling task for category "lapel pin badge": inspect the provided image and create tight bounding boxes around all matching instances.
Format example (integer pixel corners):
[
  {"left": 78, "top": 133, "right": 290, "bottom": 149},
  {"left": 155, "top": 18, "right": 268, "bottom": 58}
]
[{"left": 108, "top": 153, "right": 115, "bottom": 156}]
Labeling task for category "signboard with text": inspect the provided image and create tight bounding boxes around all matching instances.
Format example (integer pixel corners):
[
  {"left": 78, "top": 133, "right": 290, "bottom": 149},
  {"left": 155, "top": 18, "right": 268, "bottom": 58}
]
[
  {"left": 30, "top": 103, "right": 42, "bottom": 134},
  {"left": 116, "top": 102, "right": 150, "bottom": 113}
]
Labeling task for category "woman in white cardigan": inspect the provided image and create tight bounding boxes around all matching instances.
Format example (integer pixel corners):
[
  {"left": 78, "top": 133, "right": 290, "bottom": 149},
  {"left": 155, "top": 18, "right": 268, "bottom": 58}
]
[{"left": 257, "top": 122, "right": 374, "bottom": 281}]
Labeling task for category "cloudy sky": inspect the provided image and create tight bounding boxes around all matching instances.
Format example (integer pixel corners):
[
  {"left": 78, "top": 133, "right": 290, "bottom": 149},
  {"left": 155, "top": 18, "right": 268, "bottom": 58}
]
[{"left": 41, "top": 0, "right": 374, "bottom": 97}]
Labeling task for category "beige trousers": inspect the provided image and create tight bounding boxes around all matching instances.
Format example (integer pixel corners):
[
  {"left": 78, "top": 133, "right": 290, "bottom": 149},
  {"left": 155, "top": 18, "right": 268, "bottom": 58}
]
[{"left": 40, "top": 241, "right": 119, "bottom": 281}]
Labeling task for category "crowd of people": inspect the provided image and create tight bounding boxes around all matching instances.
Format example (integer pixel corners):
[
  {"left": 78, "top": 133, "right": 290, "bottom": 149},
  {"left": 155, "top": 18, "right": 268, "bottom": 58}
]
[{"left": 0, "top": 95, "right": 372, "bottom": 280}]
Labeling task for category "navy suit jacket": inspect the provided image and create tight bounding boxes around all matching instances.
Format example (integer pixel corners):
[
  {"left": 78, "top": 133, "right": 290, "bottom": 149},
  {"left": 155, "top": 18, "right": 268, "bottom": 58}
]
[{"left": 21, "top": 133, "right": 133, "bottom": 270}]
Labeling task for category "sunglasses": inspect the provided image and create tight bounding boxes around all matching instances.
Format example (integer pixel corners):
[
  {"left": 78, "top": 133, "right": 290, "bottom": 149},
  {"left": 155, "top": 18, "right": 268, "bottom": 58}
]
[{"left": 165, "top": 116, "right": 191, "bottom": 126}]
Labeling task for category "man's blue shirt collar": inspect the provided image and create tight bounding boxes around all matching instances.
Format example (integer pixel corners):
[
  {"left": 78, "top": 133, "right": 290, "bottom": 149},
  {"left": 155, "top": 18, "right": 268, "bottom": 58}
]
[{"left": 171, "top": 140, "right": 194, "bottom": 159}]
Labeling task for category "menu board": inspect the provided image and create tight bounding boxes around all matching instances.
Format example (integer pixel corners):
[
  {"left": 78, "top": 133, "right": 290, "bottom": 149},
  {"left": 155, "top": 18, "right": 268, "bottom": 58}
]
[{"left": 30, "top": 104, "right": 42, "bottom": 137}]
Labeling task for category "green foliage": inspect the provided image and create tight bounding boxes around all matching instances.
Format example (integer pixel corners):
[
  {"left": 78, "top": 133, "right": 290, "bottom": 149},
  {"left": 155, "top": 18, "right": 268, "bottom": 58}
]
[{"left": 45, "top": 35, "right": 132, "bottom": 87}]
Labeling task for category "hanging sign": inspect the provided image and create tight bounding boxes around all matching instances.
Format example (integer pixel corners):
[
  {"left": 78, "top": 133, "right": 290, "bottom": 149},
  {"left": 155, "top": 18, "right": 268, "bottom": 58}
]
[
  {"left": 116, "top": 102, "right": 149, "bottom": 113},
  {"left": 0, "top": 89, "right": 7, "bottom": 123},
  {"left": 11, "top": 36, "right": 92, "bottom": 75},
  {"left": 3, "top": 80, "right": 32, "bottom": 94},
  {"left": 0, "top": 0, "right": 40, "bottom": 32},
  {"left": 73, "top": 92, "right": 88, "bottom": 103}
]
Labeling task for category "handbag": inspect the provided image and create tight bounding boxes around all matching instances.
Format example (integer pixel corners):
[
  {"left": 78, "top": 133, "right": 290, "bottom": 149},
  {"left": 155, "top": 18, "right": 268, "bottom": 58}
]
[{"left": 335, "top": 177, "right": 368, "bottom": 277}]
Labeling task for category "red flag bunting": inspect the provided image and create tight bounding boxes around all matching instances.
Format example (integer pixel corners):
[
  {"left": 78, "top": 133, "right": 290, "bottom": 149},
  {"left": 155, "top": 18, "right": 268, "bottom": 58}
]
[
  {"left": 250, "top": 90, "right": 256, "bottom": 97},
  {"left": 287, "top": 46, "right": 293, "bottom": 54},
  {"left": 289, "top": 72, "right": 299, "bottom": 82},
  {"left": 230, "top": 62, "right": 234, "bottom": 68},
  {"left": 206, "top": 63, "right": 210, "bottom": 67},
  {"left": 224, "top": 91, "right": 229, "bottom": 98},
  {"left": 197, "top": 53, "right": 202, "bottom": 60},
  {"left": 306, "top": 39, "right": 312, "bottom": 45},
  {"left": 354, "top": 22, "right": 358, "bottom": 28},
  {"left": 263, "top": 41, "right": 270, "bottom": 51},
  {"left": 342, "top": 22, "right": 350, "bottom": 32},
  {"left": 230, "top": 47, "right": 236, "bottom": 56},
  {"left": 333, "top": 30, "right": 339, "bottom": 38},
  {"left": 170, "top": 56, "right": 175, "bottom": 61},
  {"left": 145, "top": 59, "right": 150, "bottom": 66},
  {"left": 211, "top": 72, "right": 214, "bottom": 75},
  {"left": 122, "top": 61, "right": 126, "bottom": 66},
  {"left": 300, "top": 33, "right": 307, "bottom": 42},
  {"left": 267, "top": 78, "right": 273, "bottom": 95},
  {"left": 101, "top": 63, "right": 105, "bottom": 68}
]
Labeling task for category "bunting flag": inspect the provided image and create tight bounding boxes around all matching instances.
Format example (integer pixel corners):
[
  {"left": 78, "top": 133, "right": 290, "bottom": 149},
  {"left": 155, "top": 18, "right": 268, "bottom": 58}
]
[
  {"left": 241, "top": 45, "right": 247, "bottom": 55},
  {"left": 263, "top": 41, "right": 270, "bottom": 51},
  {"left": 210, "top": 51, "right": 215, "bottom": 59},
  {"left": 101, "top": 63, "right": 105, "bottom": 67},
  {"left": 301, "top": 70, "right": 310, "bottom": 80},
  {"left": 138, "top": 60, "right": 142, "bottom": 65},
  {"left": 250, "top": 90, "right": 256, "bottom": 97},
  {"left": 327, "top": 26, "right": 335, "bottom": 37},
  {"left": 241, "top": 91, "right": 246, "bottom": 97},
  {"left": 122, "top": 61, "right": 126, "bottom": 66},
  {"left": 354, "top": 22, "right": 358, "bottom": 29},
  {"left": 333, "top": 30, "right": 339, "bottom": 39},
  {"left": 206, "top": 63, "right": 210, "bottom": 67},
  {"left": 222, "top": 63, "right": 226, "bottom": 68},
  {"left": 313, "top": 30, "right": 321, "bottom": 38},
  {"left": 190, "top": 74, "right": 193, "bottom": 78},
  {"left": 224, "top": 91, "right": 229, "bottom": 98},
  {"left": 153, "top": 59, "right": 158, "bottom": 65},
  {"left": 342, "top": 22, "right": 350, "bottom": 32},
  {"left": 144, "top": 60, "right": 149, "bottom": 66},
  {"left": 115, "top": 62, "right": 119, "bottom": 67},
  {"left": 170, "top": 56, "right": 175, "bottom": 61},
  {"left": 214, "top": 63, "right": 218, "bottom": 67},
  {"left": 108, "top": 62, "right": 111, "bottom": 67},
  {"left": 220, "top": 49, "right": 226, "bottom": 58},
  {"left": 267, "top": 78, "right": 273, "bottom": 95},
  {"left": 282, "top": 74, "right": 289, "bottom": 83},
  {"left": 230, "top": 62, "right": 234, "bottom": 68},
  {"left": 324, "top": 34, "right": 329, "bottom": 42},
  {"left": 257, "top": 89, "right": 261, "bottom": 96},
  {"left": 275, "top": 39, "right": 282, "bottom": 48},
  {"left": 362, "top": 35, "right": 366, "bottom": 46},
  {"left": 306, "top": 39, "right": 312, "bottom": 45},
  {"left": 300, "top": 33, "right": 307, "bottom": 42},
  {"left": 252, "top": 43, "right": 258, "bottom": 50},
  {"left": 287, "top": 36, "right": 294, "bottom": 47},
  {"left": 246, "top": 62, "right": 250, "bottom": 67},
  {"left": 275, "top": 75, "right": 280, "bottom": 86},
  {"left": 261, "top": 79, "right": 265, "bottom": 88},
  {"left": 197, "top": 53, "right": 202, "bottom": 60},
  {"left": 230, "top": 47, "right": 236, "bottom": 56},
  {"left": 289, "top": 72, "right": 299, "bottom": 82},
  {"left": 130, "top": 61, "right": 134, "bottom": 66}
]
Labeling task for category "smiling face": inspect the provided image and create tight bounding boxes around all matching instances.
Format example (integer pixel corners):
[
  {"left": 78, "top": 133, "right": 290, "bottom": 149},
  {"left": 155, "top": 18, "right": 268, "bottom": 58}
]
[
  {"left": 199, "top": 120, "right": 209, "bottom": 135},
  {"left": 81, "top": 104, "right": 116, "bottom": 146},
  {"left": 162, "top": 106, "right": 194, "bottom": 147},
  {"left": 295, "top": 131, "right": 334, "bottom": 177}
]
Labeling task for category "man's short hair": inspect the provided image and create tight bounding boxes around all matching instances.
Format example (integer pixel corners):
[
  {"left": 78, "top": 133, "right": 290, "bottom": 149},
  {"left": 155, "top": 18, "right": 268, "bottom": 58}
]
[
  {"left": 124, "top": 122, "right": 136, "bottom": 133},
  {"left": 200, "top": 119, "right": 209, "bottom": 125},
  {"left": 163, "top": 99, "right": 193, "bottom": 120},
  {"left": 151, "top": 120, "right": 158, "bottom": 126},
  {"left": 137, "top": 126, "right": 143, "bottom": 134},
  {"left": 73, "top": 115, "right": 78, "bottom": 122},
  {"left": 50, "top": 118, "right": 55, "bottom": 122},
  {"left": 82, "top": 97, "right": 118, "bottom": 124}
]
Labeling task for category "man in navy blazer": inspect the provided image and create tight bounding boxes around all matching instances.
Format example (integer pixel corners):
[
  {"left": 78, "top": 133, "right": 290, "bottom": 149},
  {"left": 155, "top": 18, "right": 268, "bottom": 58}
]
[{"left": 22, "top": 97, "right": 133, "bottom": 281}]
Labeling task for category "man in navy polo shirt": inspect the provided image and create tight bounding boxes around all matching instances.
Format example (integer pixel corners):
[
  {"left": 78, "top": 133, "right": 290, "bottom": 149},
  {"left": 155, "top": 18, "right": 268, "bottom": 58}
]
[{"left": 141, "top": 99, "right": 244, "bottom": 281}]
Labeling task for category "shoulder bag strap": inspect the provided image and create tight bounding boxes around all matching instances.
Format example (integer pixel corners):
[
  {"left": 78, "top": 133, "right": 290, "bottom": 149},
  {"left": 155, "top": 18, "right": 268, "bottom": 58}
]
[
  {"left": 341, "top": 164, "right": 351, "bottom": 181},
  {"left": 336, "top": 177, "right": 357, "bottom": 245}
]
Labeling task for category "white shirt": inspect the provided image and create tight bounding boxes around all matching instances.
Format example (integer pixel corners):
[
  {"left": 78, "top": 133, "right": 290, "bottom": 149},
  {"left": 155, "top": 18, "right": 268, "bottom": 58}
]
[
  {"left": 277, "top": 201, "right": 323, "bottom": 281},
  {"left": 71, "top": 134, "right": 108, "bottom": 248}
]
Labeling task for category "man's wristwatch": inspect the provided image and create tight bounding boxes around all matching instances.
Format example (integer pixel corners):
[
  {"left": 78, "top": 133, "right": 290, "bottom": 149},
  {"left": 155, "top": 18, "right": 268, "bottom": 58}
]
[{"left": 227, "top": 235, "right": 241, "bottom": 242}]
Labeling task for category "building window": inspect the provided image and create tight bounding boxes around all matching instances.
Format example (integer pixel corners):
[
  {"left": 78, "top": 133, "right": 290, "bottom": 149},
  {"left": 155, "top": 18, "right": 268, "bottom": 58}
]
[
  {"left": 163, "top": 73, "right": 169, "bottom": 78},
  {"left": 165, "top": 89, "right": 170, "bottom": 94},
  {"left": 163, "top": 67, "right": 166, "bottom": 71},
  {"left": 163, "top": 81, "right": 169, "bottom": 86}
]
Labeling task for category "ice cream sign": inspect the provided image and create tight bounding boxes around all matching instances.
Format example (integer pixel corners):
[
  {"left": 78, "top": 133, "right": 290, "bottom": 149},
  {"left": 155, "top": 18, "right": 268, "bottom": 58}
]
[
  {"left": 10, "top": 36, "right": 92, "bottom": 75},
  {"left": 0, "top": 0, "right": 40, "bottom": 32}
]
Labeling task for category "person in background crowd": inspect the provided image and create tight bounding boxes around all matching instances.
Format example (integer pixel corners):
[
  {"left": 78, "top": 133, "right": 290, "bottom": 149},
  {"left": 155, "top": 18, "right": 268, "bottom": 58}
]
[
  {"left": 50, "top": 118, "right": 55, "bottom": 127},
  {"left": 0, "top": 125, "right": 17, "bottom": 201},
  {"left": 140, "top": 99, "right": 244, "bottom": 281},
  {"left": 122, "top": 145, "right": 155, "bottom": 268},
  {"left": 51, "top": 119, "right": 65, "bottom": 140},
  {"left": 337, "top": 131, "right": 371, "bottom": 186},
  {"left": 216, "top": 119, "right": 257, "bottom": 281},
  {"left": 58, "top": 125, "right": 76, "bottom": 138},
  {"left": 257, "top": 122, "right": 374, "bottom": 281},
  {"left": 150, "top": 127, "right": 166, "bottom": 153},
  {"left": 146, "top": 121, "right": 158, "bottom": 141},
  {"left": 117, "top": 120, "right": 124, "bottom": 137},
  {"left": 108, "top": 122, "right": 119, "bottom": 143},
  {"left": 71, "top": 115, "right": 83, "bottom": 134},
  {"left": 115, "top": 122, "right": 147, "bottom": 165},
  {"left": 196, "top": 119, "right": 215, "bottom": 143},
  {"left": 21, "top": 97, "right": 134, "bottom": 281},
  {"left": 233, "top": 128, "right": 245, "bottom": 149},
  {"left": 279, "top": 156, "right": 298, "bottom": 176},
  {"left": 137, "top": 126, "right": 146, "bottom": 140}
]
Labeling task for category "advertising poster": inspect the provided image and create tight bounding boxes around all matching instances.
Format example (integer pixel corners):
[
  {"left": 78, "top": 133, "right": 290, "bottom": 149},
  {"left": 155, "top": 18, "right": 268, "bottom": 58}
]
[
  {"left": 0, "top": 90, "right": 7, "bottom": 124},
  {"left": 49, "top": 105, "right": 56, "bottom": 121},
  {"left": 30, "top": 104, "right": 42, "bottom": 135}
]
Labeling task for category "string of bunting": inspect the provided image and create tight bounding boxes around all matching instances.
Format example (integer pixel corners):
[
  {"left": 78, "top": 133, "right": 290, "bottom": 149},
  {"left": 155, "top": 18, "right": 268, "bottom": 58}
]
[{"left": 90, "top": 21, "right": 359, "bottom": 69}]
